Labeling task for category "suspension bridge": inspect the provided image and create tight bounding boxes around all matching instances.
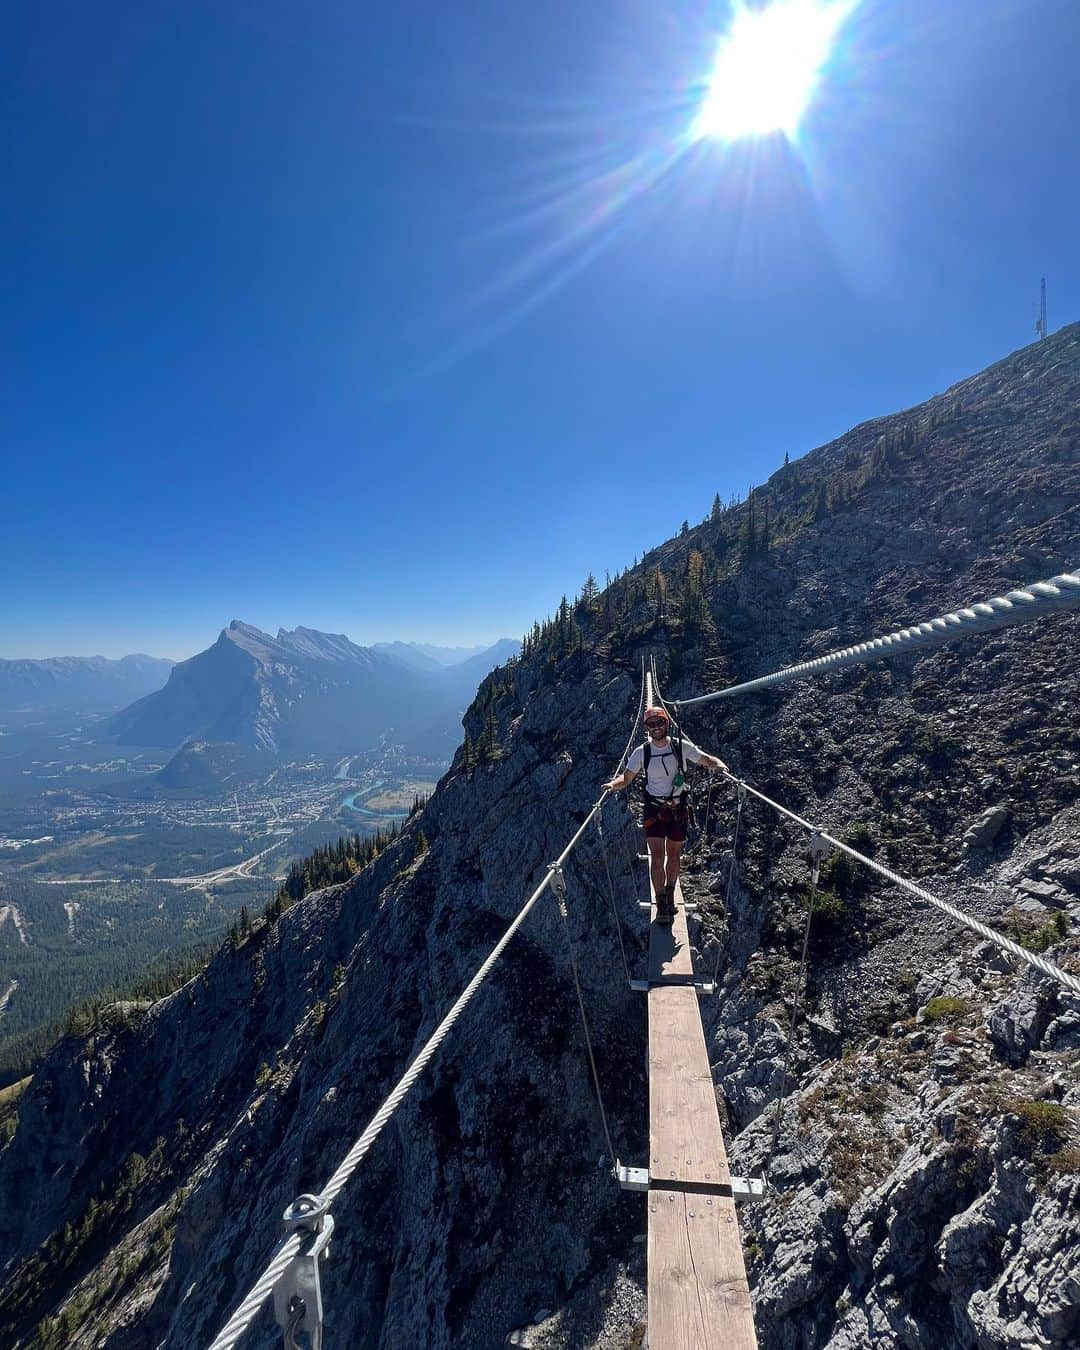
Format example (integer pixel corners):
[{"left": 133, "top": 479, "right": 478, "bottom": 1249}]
[{"left": 204, "top": 570, "right": 1078, "bottom": 1350}]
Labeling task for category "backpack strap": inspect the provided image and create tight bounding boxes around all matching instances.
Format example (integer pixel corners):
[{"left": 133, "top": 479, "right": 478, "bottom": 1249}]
[
  {"left": 671, "top": 727, "right": 686, "bottom": 777},
  {"left": 641, "top": 734, "right": 687, "bottom": 804}
]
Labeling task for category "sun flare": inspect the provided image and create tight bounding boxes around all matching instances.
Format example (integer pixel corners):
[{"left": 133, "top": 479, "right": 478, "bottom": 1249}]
[{"left": 694, "top": 0, "right": 858, "bottom": 143}]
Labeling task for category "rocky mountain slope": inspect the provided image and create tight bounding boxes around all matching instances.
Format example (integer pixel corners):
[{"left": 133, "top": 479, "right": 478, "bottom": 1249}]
[
  {"left": 0, "top": 654, "right": 173, "bottom": 714},
  {"left": 109, "top": 624, "right": 516, "bottom": 759},
  {"left": 1, "top": 327, "right": 1078, "bottom": 1349}
]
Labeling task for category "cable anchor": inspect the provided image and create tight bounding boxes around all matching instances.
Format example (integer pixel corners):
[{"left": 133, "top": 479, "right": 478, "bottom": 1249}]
[
  {"left": 273, "top": 1194, "right": 334, "bottom": 1350},
  {"left": 806, "top": 831, "right": 833, "bottom": 887},
  {"left": 547, "top": 861, "right": 567, "bottom": 915}
]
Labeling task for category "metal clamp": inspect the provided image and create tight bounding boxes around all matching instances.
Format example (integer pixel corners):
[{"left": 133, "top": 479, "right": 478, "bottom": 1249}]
[
  {"left": 629, "top": 977, "right": 715, "bottom": 995},
  {"left": 273, "top": 1194, "right": 334, "bottom": 1350},
  {"left": 615, "top": 1162, "right": 767, "bottom": 1202},
  {"left": 547, "top": 861, "right": 571, "bottom": 919},
  {"left": 807, "top": 832, "right": 833, "bottom": 886}
]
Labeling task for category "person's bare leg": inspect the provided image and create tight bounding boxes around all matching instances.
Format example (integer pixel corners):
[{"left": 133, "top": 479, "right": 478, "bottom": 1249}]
[
  {"left": 648, "top": 838, "right": 666, "bottom": 901},
  {"left": 665, "top": 838, "right": 684, "bottom": 896}
]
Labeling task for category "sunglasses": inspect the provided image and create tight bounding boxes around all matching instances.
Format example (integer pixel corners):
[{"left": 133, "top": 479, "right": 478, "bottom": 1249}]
[{"left": 645, "top": 719, "right": 668, "bottom": 728}]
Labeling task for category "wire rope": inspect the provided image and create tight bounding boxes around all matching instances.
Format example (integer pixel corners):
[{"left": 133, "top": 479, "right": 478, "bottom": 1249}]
[
  {"left": 718, "top": 771, "right": 1080, "bottom": 998},
  {"left": 674, "top": 571, "right": 1080, "bottom": 709},
  {"left": 550, "top": 864, "right": 617, "bottom": 1165},
  {"left": 207, "top": 663, "right": 648, "bottom": 1350},
  {"left": 596, "top": 813, "right": 633, "bottom": 986},
  {"left": 768, "top": 841, "right": 825, "bottom": 1162},
  {"left": 712, "top": 784, "right": 746, "bottom": 988}
]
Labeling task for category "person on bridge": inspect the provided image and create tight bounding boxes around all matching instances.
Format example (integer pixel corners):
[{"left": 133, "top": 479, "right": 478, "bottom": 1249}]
[{"left": 603, "top": 706, "right": 728, "bottom": 924}]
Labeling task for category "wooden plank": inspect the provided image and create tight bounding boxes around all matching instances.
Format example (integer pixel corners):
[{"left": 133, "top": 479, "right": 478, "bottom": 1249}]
[
  {"left": 647, "top": 876, "right": 694, "bottom": 980},
  {"left": 644, "top": 861, "right": 757, "bottom": 1348},
  {"left": 648, "top": 1186, "right": 757, "bottom": 1350},
  {"left": 648, "top": 985, "right": 730, "bottom": 1186}
]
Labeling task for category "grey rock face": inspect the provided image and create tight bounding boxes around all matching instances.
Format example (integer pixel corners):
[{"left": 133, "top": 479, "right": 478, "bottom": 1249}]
[
  {"left": 963, "top": 805, "right": 1010, "bottom": 851},
  {"left": 987, "top": 980, "right": 1054, "bottom": 1066}
]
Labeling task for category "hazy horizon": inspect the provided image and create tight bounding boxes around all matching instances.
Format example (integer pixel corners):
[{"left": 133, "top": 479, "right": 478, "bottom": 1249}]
[{"left": 0, "top": 626, "right": 518, "bottom": 664}]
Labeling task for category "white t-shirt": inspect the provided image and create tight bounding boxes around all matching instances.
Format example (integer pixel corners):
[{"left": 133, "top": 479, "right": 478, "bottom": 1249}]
[{"left": 626, "top": 737, "right": 706, "bottom": 798}]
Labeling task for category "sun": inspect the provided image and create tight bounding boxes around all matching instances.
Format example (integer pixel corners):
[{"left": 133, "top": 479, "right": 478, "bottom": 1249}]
[{"left": 694, "top": 0, "right": 858, "bottom": 143}]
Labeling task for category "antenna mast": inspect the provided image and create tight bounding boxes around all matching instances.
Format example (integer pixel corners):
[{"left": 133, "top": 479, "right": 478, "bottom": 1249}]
[{"left": 1035, "top": 276, "right": 1047, "bottom": 339}]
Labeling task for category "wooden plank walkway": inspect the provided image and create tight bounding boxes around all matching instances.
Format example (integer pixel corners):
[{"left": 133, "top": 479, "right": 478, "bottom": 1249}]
[{"left": 645, "top": 869, "right": 757, "bottom": 1349}]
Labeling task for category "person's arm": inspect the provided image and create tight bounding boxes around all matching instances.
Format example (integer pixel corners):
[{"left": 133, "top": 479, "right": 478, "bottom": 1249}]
[
  {"left": 685, "top": 741, "right": 729, "bottom": 773},
  {"left": 603, "top": 766, "right": 638, "bottom": 793}
]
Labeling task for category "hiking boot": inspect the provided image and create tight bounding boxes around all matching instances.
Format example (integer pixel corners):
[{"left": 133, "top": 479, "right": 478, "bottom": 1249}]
[{"left": 655, "top": 886, "right": 676, "bottom": 925}]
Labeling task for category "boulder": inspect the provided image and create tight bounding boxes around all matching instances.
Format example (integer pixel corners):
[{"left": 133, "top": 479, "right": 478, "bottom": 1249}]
[{"left": 963, "top": 806, "right": 1010, "bottom": 850}]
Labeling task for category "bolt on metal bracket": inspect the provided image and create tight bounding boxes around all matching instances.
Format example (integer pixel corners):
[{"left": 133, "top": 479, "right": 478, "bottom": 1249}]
[{"left": 273, "top": 1194, "right": 334, "bottom": 1350}]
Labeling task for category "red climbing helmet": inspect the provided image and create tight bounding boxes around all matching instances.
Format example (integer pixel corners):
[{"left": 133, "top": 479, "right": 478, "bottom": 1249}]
[{"left": 644, "top": 706, "right": 670, "bottom": 726}]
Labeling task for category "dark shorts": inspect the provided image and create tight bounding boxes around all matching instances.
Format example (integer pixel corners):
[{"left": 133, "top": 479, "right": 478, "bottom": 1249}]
[{"left": 643, "top": 797, "right": 689, "bottom": 843}]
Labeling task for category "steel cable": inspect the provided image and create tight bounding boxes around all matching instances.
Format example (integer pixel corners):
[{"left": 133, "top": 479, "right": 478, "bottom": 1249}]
[
  {"left": 768, "top": 843, "right": 825, "bottom": 1162},
  {"left": 674, "top": 571, "right": 1080, "bottom": 708},
  {"left": 712, "top": 784, "right": 746, "bottom": 988},
  {"left": 207, "top": 663, "right": 648, "bottom": 1350},
  {"left": 551, "top": 865, "right": 618, "bottom": 1165},
  {"left": 718, "top": 771, "right": 1080, "bottom": 998},
  {"left": 596, "top": 812, "right": 633, "bottom": 987}
]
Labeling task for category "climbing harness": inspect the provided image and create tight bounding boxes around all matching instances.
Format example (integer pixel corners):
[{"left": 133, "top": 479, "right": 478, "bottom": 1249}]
[
  {"left": 674, "top": 570, "right": 1080, "bottom": 708},
  {"left": 768, "top": 833, "right": 832, "bottom": 1163}
]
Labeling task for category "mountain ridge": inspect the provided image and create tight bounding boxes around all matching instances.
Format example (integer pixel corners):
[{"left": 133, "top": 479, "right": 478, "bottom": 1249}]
[
  {"left": 1, "top": 326, "right": 1077, "bottom": 1348},
  {"left": 108, "top": 624, "right": 518, "bottom": 758},
  {"left": 0, "top": 654, "right": 174, "bottom": 714}
]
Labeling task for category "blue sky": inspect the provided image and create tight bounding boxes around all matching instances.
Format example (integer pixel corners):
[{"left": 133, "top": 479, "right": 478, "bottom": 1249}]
[{"left": 4, "top": 0, "right": 1077, "bottom": 659}]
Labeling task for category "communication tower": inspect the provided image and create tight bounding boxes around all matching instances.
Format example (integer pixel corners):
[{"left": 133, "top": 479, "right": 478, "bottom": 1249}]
[{"left": 1035, "top": 276, "right": 1047, "bottom": 339}]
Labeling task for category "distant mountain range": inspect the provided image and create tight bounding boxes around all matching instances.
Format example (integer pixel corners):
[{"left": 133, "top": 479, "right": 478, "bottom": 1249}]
[
  {"left": 0, "top": 654, "right": 175, "bottom": 714},
  {"left": 372, "top": 641, "right": 493, "bottom": 671},
  {"left": 108, "top": 622, "right": 517, "bottom": 758}
]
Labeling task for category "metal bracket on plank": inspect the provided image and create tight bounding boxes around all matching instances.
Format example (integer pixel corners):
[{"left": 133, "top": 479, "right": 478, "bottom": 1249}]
[
  {"left": 273, "top": 1194, "right": 334, "bottom": 1350},
  {"left": 638, "top": 900, "right": 698, "bottom": 913},
  {"left": 628, "top": 977, "right": 715, "bottom": 995},
  {"left": 615, "top": 1163, "right": 766, "bottom": 1202}
]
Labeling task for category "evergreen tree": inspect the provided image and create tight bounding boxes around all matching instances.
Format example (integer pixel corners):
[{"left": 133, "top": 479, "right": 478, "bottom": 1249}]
[
  {"left": 479, "top": 705, "right": 499, "bottom": 759},
  {"left": 740, "top": 486, "right": 757, "bottom": 560},
  {"left": 710, "top": 492, "right": 722, "bottom": 522}
]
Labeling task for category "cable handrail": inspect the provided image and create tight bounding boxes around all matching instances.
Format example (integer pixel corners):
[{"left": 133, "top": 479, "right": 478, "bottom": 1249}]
[
  {"left": 719, "top": 770, "right": 1080, "bottom": 998},
  {"left": 674, "top": 571, "right": 1080, "bottom": 708},
  {"left": 206, "top": 660, "right": 648, "bottom": 1350}
]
